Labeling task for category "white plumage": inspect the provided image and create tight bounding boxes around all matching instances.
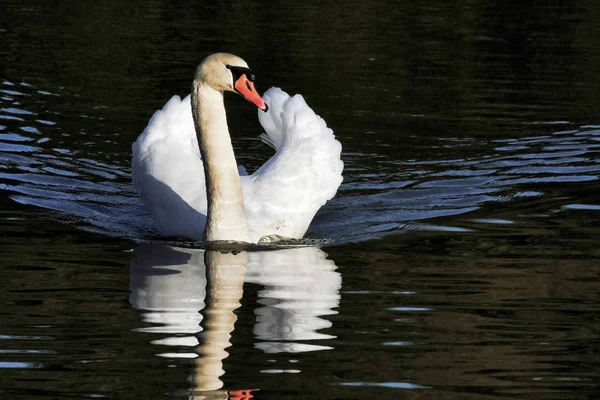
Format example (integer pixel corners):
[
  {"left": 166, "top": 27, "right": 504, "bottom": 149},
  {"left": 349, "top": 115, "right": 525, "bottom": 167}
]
[{"left": 132, "top": 87, "right": 343, "bottom": 242}]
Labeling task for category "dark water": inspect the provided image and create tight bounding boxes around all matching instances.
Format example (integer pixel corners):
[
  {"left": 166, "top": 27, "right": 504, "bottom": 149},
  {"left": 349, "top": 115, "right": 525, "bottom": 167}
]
[{"left": 2, "top": 1, "right": 600, "bottom": 399}]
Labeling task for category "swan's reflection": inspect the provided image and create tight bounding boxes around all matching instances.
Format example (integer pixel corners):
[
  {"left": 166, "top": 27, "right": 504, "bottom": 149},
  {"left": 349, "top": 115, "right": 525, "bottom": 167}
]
[
  {"left": 130, "top": 245, "right": 206, "bottom": 353},
  {"left": 129, "top": 244, "right": 341, "bottom": 395},
  {"left": 246, "top": 249, "right": 340, "bottom": 353}
]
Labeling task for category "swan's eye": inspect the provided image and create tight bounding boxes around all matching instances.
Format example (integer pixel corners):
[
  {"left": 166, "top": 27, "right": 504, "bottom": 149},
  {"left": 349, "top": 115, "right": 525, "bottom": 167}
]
[{"left": 226, "top": 65, "right": 256, "bottom": 83}]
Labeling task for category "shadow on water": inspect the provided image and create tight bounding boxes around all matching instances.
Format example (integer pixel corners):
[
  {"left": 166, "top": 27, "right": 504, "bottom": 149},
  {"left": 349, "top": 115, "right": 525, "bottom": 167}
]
[{"left": 1, "top": 80, "right": 599, "bottom": 243}]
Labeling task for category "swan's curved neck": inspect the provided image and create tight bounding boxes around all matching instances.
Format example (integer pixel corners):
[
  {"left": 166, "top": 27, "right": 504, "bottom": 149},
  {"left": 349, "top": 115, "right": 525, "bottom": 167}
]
[{"left": 191, "top": 82, "right": 250, "bottom": 242}]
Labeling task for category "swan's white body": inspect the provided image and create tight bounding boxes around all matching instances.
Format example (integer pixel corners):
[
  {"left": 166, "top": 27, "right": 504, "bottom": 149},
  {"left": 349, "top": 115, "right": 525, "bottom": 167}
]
[{"left": 132, "top": 86, "right": 343, "bottom": 243}]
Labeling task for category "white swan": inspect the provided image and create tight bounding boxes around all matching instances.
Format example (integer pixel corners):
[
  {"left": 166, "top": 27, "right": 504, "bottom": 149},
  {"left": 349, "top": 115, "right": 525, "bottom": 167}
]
[{"left": 132, "top": 53, "right": 343, "bottom": 243}]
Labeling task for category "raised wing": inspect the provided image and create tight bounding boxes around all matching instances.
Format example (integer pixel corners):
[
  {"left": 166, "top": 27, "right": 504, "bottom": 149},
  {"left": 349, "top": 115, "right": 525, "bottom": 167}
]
[
  {"left": 132, "top": 95, "right": 208, "bottom": 239},
  {"left": 242, "top": 88, "right": 344, "bottom": 240}
]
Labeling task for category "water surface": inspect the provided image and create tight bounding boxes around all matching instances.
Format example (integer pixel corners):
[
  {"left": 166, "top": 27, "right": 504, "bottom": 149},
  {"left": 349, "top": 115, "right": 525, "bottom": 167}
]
[{"left": 1, "top": 0, "right": 600, "bottom": 399}]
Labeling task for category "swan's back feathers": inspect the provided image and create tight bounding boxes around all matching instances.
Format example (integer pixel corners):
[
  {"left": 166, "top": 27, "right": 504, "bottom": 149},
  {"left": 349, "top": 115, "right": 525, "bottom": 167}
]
[{"left": 243, "top": 87, "right": 343, "bottom": 240}]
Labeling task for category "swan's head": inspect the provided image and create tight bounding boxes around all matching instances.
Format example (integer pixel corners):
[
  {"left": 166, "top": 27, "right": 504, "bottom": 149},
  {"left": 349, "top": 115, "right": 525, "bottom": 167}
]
[{"left": 195, "top": 53, "right": 268, "bottom": 112}]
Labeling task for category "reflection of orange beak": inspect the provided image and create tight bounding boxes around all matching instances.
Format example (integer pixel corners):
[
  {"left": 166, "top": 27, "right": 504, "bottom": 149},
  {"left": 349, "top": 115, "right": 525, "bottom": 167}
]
[
  {"left": 234, "top": 74, "right": 268, "bottom": 112},
  {"left": 228, "top": 389, "right": 256, "bottom": 399}
]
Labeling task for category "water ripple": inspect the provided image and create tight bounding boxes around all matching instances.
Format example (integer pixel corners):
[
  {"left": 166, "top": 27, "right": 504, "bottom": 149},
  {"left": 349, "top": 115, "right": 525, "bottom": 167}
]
[
  {"left": 340, "top": 381, "right": 431, "bottom": 389},
  {"left": 1, "top": 82, "right": 599, "bottom": 243}
]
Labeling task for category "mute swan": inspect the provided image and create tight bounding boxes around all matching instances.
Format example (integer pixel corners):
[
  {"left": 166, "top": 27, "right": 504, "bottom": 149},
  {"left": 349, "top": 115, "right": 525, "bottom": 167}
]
[{"left": 132, "top": 53, "right": 343, "bottom": 243}]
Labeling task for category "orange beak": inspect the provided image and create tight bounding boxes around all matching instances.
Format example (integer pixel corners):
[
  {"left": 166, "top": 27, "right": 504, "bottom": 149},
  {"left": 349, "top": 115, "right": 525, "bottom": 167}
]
[{"left": 234, "top": 74, "right": 268, "bottom": 112}]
